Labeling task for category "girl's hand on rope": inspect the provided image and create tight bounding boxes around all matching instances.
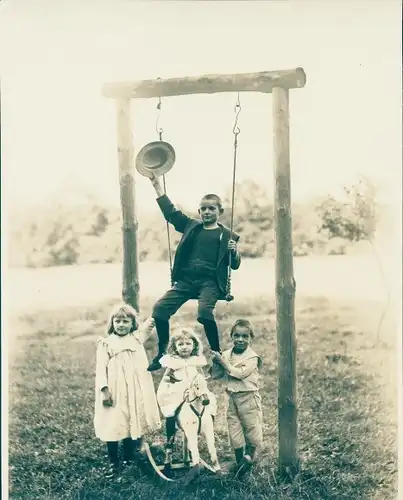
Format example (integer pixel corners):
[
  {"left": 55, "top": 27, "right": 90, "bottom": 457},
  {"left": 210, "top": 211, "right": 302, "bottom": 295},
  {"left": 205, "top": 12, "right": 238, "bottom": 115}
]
[
  {"left": 228, "top": 240, "right": 238, "bottom": 254},
  {"left": 101, "top": 388, "right": 113, "bottom": 407}
]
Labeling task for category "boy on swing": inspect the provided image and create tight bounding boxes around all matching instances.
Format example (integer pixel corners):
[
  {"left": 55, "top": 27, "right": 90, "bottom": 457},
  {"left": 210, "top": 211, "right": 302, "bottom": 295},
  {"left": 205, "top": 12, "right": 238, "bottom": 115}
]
[{"left": 146, "top": 173, "right": 241, "bottom": 374}]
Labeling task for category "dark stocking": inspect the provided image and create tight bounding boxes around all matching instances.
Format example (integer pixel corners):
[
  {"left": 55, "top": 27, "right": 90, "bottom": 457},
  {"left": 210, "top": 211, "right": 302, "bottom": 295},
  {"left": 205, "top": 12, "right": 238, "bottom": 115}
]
[
  {"left": 122, "top": 438, "right": 134, "bottom": 462},
  {"left": 154, "top": 318, "right": 170, "bottom": 357},
  {"left": 201, "top": 319, "right": 221, "bottom": 352},
  {"left": 166, "top": 416, "right": 177, "bottom": 445},
  {"left": 234, "top": 447, "right": 244, "bottom": 464},
  {"left": 106, "top": 441, "right": 119, "bottom": 466},
  {"left": 133, "top": 437, "right": 143, "bottom": 452}
]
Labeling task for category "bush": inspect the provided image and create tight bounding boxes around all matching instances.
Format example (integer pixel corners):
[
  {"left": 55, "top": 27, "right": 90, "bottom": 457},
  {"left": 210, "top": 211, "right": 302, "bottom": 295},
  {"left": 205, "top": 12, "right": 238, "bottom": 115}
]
[
  {"left": 315, "top": 177, "right": 378, "bottom": 243},
  {"left": 8, "top": 178, "right": 380, "bottom": 268}
]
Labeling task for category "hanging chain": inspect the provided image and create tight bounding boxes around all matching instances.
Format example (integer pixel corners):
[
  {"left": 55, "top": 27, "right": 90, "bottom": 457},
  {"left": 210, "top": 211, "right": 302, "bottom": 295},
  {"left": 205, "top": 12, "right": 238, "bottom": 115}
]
[
  {"left": 226, "top": 92, "right": 241, "bottom": 302},
  {"left": 232, "top": 92, "right": 241, "bottom": 136},
  {"left": 156, "top": 77, "right": 173, "bottom": 286},
  {"left": 163, "top": 174, "right": 174, "bottom": 287},
  {"left": 230, "top": 92, "right": 241, "bottom": 236},
  {"left": 156, "top": 78, "right": 163, "bottom": 141}
]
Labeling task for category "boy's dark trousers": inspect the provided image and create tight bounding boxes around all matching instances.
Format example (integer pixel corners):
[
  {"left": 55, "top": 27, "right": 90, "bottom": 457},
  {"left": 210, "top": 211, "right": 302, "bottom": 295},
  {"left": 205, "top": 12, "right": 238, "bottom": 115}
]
[{"left": 148, "top": 278, "right": 221, "bottom": 370}]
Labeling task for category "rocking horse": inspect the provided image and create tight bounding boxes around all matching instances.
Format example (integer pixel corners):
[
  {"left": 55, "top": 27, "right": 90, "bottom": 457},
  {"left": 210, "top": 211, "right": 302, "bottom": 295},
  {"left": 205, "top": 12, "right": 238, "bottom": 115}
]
[{"left": 144, "top": 372, "right": 220, "bottom": 482}]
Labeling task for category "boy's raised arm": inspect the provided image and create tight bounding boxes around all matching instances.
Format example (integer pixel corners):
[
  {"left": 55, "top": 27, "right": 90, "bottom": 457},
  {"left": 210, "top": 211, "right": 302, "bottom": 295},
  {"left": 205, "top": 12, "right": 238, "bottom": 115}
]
[
  {"left": 149, "top": 174, "right": 191, "bottom": 233},
  {"left": 149, "top": 174, "right": 165, "bottom": 198}
]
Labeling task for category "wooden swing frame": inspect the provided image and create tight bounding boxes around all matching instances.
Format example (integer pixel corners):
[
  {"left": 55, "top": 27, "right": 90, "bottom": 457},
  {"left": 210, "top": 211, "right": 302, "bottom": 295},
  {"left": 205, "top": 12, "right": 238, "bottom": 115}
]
[{"left": 102, "top": 66, "right": 306, "bottom": 477}]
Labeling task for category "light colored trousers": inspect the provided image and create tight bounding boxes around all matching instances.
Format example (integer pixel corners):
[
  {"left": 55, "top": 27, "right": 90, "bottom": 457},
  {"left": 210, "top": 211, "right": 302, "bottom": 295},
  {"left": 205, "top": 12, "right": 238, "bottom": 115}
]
[{"left": 226, "top": 390, "right": 263, "bottom": 450}]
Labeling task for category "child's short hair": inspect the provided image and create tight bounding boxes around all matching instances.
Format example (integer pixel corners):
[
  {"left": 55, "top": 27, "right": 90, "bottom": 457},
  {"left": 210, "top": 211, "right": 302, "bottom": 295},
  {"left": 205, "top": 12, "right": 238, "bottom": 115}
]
[
  {"left": 167, "top": 327, "right": 203, "bottom": 356},
  {"left": 200, "top": 193, "right": 223, "bottom": 211},
  {"left": 107, "top": 303, "right": 139, "bottom": 334},
  {"left": 230, "top": 318, "right": 255, "bottom": 339}
]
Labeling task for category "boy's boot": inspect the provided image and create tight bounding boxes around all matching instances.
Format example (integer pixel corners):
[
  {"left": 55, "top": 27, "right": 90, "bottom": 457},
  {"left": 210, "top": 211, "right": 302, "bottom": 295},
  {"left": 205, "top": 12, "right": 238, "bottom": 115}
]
[
  {"left": 229, "top": 447, "right": 245, "bottom": 474},
  {"left": 237, "top": 445, "right": 255, "bottom": 477},
  {"left": 147, "top": 318, "right": 170, "bottom": 371},
  {"left": 244, "top": 444, "right": 256, "bottom": 461}
]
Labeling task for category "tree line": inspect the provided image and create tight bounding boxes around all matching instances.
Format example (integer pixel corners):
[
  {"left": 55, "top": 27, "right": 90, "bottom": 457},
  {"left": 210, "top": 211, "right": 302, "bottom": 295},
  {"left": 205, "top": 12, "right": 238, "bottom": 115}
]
[{"left": 8, "top": 177, "right": 380, "bottom": 268}]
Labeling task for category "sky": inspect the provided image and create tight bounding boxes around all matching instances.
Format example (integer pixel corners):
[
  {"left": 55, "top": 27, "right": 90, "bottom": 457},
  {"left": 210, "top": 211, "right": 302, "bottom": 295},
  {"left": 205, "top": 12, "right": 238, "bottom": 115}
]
[{"left": 1, "top": 0, "right": 401, "bottom": 216}]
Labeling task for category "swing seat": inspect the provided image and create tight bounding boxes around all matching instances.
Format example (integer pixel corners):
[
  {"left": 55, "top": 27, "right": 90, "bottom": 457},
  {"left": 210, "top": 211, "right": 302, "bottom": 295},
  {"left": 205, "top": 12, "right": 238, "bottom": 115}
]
[
  {"left": 188, "top": 294, "right": 234, "bottom": 302},
  {"left": 170, "top": 280, "right": 234, "bottom": 302}
]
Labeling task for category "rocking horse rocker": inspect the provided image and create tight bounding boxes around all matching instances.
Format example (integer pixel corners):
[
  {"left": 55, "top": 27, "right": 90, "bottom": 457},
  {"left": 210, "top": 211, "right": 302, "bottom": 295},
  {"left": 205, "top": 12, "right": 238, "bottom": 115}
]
[{"left": 144, "top": 373, "right": 221, "bottom": 482}]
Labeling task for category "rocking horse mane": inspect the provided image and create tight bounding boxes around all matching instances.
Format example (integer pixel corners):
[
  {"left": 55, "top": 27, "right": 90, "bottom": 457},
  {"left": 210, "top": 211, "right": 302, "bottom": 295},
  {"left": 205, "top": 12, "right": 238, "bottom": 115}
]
[{"left": 182, "top": 372, "right": 209, "bottom": 403}]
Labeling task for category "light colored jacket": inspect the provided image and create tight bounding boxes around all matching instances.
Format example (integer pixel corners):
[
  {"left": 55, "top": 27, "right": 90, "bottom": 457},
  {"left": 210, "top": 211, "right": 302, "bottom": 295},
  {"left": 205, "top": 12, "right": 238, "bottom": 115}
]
[
  {"left": 220, "top": 347, "right": 262, "bottom": 393},
  {"left": 157, "top": 354, "right": 217, "bottom": 417}
]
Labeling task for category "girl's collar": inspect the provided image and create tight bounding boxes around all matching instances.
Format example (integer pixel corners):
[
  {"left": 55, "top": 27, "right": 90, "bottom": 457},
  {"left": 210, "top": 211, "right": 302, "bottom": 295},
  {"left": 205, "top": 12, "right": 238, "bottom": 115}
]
[
  {"left": 224, "top": 346, "right": 257, "bottom": 360},
  {"left": 161, "top": 353, "right": 207, "bottom": 369},
  {"left": 109, "top": 332, "right": 137, "bottom": 340}
]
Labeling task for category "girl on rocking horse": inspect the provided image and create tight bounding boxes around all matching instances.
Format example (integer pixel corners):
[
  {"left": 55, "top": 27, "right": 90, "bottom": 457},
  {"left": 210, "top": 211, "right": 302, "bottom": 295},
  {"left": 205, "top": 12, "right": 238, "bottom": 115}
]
[{"left": 156, "top": 328, "right": 217, "bottom": 451}]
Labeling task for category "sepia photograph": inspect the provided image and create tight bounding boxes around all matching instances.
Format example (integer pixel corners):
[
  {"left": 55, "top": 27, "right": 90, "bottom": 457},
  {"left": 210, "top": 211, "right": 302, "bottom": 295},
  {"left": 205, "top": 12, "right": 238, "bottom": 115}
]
[{"left": 1, "top": 0, "right": 401, "bottom": 499}]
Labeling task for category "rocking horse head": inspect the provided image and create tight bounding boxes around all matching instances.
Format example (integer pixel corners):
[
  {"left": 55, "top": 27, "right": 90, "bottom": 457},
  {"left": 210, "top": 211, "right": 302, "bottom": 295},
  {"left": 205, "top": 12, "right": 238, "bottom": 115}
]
[{"left": 185, "top": 373, "right": 210, "bottom": 406}]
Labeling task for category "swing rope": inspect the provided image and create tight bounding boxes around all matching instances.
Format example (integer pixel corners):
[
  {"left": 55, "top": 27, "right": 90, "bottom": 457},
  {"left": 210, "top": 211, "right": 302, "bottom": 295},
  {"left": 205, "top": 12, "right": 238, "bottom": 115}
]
[
  {"left": 225, "top": 93, "right": 241, "bottom": 302},
  {"left": 156, "top": 81, "right": 174, "bottom": 287}
]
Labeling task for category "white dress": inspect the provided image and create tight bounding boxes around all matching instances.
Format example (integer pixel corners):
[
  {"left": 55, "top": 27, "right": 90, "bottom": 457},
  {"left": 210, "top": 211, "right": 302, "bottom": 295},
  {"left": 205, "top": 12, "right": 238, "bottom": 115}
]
[
  {"left": 94, "top": 318, "right": 161, "bottom": 442},
  {"left": 157, "top": 354, "right": 217, "bottom": 418}
]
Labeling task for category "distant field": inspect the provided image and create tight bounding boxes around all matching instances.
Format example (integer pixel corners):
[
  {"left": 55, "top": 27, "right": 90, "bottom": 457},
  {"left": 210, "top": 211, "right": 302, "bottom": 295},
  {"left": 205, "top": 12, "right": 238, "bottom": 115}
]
[{"left": 5, "top": 255, "right": 393, "bottom": 316}]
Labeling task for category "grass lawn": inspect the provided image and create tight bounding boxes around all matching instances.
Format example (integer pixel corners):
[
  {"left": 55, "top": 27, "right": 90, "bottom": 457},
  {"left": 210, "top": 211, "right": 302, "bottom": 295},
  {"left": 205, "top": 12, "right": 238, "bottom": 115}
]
[{"left": 8, "top": 295, "right": 397, "bottom": 500}]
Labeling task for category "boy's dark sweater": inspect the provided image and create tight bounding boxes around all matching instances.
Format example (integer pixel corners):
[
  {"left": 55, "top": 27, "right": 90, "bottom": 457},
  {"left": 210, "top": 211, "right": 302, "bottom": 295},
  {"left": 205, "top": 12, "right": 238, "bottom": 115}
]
[{"left": 180, "top": 226, "right": 222, "bottom": 280}]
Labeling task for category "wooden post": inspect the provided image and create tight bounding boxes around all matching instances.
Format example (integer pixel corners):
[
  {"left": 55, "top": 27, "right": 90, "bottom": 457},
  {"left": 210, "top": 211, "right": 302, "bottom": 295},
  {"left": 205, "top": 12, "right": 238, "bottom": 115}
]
[
  {"left": 115, "top": 98, "right": 140, "bottom": 311},
  {"left": 272, "top": 86, "right": 299, "bottom": 476}
]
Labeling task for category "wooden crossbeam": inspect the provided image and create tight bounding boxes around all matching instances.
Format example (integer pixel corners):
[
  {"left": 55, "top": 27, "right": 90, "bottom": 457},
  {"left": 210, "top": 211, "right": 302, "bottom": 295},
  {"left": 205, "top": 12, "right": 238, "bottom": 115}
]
[{"left": 102, "top": 67, "right": 306, "bottom": 99}]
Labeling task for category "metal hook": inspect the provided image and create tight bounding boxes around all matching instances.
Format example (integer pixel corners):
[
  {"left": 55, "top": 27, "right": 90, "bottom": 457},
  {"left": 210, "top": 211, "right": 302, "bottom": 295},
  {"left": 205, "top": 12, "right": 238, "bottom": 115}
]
[{"left": 233, "top": 92, "right": 241, "bottom": 135}]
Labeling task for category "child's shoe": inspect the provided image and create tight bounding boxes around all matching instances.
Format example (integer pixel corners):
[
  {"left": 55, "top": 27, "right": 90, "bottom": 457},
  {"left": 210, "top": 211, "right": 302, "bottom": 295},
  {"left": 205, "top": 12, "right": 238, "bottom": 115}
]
[
  {"left": 104, "top": 463, "right": 119, "bottom": 478},
  {"left": 165, "top": 368, "right": 182, "bottom": 383},
  {"left": 235, "top": 454, "right": 253, "bottom": 478},
  {"left": 229, "top": 447, "right": 244, "bottom": 475},
  {"left": 147, "top": 357, "right": 162, "bottom": 371}
]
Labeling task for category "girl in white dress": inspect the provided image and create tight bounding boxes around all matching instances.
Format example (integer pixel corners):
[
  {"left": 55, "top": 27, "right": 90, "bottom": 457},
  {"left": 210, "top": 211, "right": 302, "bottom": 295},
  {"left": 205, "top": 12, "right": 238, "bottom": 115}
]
[
  {"left": 156, "top": 327, "right": 217, "bottom": 449},
  {"left": 94, "top": 303, "right": 161, "bottom": 473}
]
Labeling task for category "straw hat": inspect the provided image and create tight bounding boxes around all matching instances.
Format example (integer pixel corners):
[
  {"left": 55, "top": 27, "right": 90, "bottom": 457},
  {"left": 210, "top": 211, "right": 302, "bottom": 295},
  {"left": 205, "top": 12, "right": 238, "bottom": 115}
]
[{"left": 135, "top": 141, "right": 176, "bottom": 178}]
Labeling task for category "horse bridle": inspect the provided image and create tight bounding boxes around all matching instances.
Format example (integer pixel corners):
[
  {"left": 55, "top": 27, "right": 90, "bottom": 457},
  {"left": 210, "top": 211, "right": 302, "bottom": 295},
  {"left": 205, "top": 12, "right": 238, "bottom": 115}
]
[{"left": 175, "top": 375, "right": 207, "bottom": 435}]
